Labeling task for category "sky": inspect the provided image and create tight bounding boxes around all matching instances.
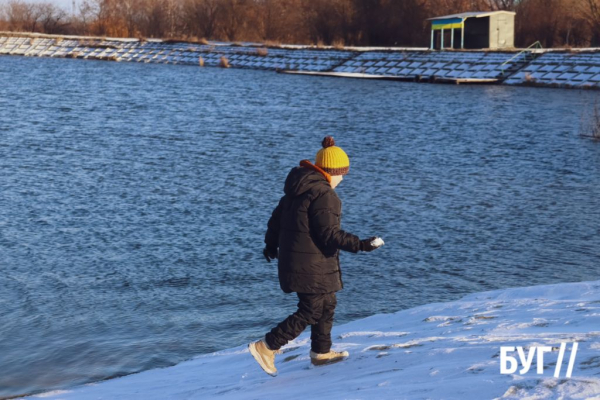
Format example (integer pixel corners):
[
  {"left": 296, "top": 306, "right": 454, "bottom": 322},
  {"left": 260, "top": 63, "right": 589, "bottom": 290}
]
[{"left": 13, "top": 0, "right": 75, "bottom": 11}]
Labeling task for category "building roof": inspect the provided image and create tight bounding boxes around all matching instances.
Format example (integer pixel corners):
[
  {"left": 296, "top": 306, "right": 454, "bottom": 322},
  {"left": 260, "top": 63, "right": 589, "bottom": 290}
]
[{"left": 427, "top": 11, "right": 515, "bottom": 21}]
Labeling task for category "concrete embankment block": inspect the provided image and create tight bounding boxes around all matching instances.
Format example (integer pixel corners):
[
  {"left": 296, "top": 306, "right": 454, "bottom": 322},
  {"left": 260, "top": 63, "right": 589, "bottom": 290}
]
[
  {"left": 1, "top": 32, "right": 599, "bottom": 89},
  {"left": 503, "top": 51, "right": 600, "bottom": 89}
]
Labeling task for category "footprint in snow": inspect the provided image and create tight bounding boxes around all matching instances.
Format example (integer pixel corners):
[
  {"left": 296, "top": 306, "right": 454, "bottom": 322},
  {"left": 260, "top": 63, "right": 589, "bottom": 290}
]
[
  {"left": 473, "top": 314, "right": 496, "bottom": 320},
  {"left": 366, "top": 342, "right": 424, "bottom": 351},
  {"left": 281, "top": 346, "right": 301, "bottom": 354},
  {"left": 283, "top": 354, "right": 300, "bottom": 362},
  {"left": 581, "top": 355, "right": 600, "bottom": 370},
  {"left": 466, "top": 365, "right": 486, "bottom": 374}
]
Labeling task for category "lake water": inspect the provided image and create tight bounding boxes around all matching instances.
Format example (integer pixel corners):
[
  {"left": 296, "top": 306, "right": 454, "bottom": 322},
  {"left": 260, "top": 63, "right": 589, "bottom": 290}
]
[{"left": 1, "top": 56, "right": 599, "bottom": 399}]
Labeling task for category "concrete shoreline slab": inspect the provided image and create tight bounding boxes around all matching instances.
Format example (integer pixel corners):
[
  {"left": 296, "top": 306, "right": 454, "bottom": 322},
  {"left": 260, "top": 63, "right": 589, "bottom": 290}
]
[{"left": 1, "top": 32, "right": 599, "bottom": 90}]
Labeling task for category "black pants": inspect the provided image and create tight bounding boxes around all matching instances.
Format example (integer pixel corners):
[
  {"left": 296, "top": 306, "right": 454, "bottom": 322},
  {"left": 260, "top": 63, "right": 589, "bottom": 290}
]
[{"left": 265, "top": 292, "right": 337, "bottom": 354}]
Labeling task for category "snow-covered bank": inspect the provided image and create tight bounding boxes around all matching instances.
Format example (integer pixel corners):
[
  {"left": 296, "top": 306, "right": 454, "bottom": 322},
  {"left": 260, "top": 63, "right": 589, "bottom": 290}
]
[{"left": 25, "top": 280, "right": 600, "bottom": 400}]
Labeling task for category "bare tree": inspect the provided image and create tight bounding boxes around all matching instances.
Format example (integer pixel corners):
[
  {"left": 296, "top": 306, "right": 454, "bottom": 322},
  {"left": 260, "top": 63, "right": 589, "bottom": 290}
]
[
  {"left": 220, "top": 0, "right": 249, "bottom": 41},
  {"left": 584, "top": 0, "right": 600, "bottom": 45},
  {"left": 487, "top": 0, "right": 517, "bottom": 10},
  {"left": 37, "top": 3, "right": 69, "bottom": 33},
  {"left": 5, "top": 0, "right": 42, "bottom": 31},
  {"left": 303, "top": 0, "right": 342, "bottom": 44},
  {"left": 184, "top": 0, "right": 221, "bottom": 39},
  {"left": 77, "top": 0, "right": 100, "bottom": 34}
]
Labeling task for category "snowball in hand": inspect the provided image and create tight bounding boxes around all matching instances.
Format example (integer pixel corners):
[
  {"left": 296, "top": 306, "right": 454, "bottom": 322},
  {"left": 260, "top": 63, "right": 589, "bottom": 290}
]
[{"left": 370, "top": 237, "right": 384, "bottom": 248}]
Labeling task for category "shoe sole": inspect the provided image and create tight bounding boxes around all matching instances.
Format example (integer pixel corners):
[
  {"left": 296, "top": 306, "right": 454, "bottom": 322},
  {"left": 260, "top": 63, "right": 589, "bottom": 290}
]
[
  {"left": 310, "top": 356, "right": 348, "bottom": 366},
  {"left": 248, "top": 342, "right": 277, "bottom": 377}
]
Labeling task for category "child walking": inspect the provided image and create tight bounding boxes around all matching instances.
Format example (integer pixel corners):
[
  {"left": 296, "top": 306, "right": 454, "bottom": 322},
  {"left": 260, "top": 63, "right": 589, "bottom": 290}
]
[{"left": 249, "top": 136, "right": 382, "bottom": 376}]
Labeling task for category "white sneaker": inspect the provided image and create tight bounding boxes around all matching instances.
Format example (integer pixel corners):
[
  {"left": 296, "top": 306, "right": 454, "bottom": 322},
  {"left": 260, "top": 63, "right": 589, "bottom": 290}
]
[{"left": 310, "top": 349, "right": 349, "bottom": 366}]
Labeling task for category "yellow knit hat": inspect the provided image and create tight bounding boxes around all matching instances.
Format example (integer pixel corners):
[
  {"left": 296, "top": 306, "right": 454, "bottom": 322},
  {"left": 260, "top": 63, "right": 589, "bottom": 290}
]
[{"left": 315, "top": 136, "right": 350, "bottom": 176}]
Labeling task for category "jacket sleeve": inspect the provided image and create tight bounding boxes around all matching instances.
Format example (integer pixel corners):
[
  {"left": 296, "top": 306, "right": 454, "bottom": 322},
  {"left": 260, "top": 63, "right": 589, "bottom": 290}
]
[
  {"left": 308, "top": 191, "right": 360, "bottom": 253},
  {"left": 264, "top": 197, "right": 284, "bottom": 249}
]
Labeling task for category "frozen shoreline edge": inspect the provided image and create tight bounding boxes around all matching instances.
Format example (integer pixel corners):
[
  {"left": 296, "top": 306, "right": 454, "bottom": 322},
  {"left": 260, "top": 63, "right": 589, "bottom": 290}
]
[{"left": 23, "top": 279, "right": 600, "bottom": 400}]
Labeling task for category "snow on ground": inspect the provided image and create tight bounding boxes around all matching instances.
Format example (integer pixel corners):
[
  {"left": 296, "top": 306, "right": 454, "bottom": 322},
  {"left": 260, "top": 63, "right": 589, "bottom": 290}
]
[{"left": 24, "top": 280, "right": 600, "bottom": 400}]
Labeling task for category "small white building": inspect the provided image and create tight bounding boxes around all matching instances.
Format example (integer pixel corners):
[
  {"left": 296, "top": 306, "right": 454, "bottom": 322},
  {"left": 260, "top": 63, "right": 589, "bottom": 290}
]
[{"left": 428, "top": 11, "right": 516, "bottom": 50}]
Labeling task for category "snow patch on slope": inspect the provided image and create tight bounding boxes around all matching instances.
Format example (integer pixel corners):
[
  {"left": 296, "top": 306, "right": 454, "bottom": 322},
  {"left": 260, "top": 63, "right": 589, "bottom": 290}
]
[{"left": 23, "top": 280, "right": 600, "bottom": 400}]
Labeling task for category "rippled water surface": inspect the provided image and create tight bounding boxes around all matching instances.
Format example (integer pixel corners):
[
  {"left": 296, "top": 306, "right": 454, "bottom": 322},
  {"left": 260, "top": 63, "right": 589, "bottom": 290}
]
[{"left": 1, "top": 56, "right": 599, "bottom": 398}]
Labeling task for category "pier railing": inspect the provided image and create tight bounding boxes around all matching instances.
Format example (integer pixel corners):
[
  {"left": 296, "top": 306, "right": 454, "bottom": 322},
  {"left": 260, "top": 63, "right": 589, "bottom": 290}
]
[{"left": 500, "top": 41, "right": 543, "bottom": 76}]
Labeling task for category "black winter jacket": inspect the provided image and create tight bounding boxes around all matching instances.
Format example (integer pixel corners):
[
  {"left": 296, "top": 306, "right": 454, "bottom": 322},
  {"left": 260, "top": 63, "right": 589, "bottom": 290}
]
[{"left": 265, "top": 160, "right": 361, "bottom": 294}]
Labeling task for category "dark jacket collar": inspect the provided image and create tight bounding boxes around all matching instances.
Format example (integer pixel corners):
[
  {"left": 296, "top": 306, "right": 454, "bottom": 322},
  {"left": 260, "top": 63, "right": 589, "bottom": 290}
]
[{"left": 283, "top": 160, "right": 331, "bottom": 197}]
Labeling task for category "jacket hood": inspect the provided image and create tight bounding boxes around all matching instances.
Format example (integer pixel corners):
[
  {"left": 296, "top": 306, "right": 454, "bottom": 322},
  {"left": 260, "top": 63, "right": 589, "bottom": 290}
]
[{"left": 284, "top": 160, "right": 331, "bottom": 197}]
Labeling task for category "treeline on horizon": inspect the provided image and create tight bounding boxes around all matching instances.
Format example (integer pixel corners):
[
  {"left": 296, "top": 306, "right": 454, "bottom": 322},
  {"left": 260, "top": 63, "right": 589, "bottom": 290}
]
[{"left": 0, "top": 0, "right": 599, "bottom": 48}]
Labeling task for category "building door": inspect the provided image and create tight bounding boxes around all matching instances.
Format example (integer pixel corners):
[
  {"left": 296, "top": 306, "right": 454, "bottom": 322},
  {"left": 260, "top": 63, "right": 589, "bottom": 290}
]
[{"left": 498, "top": 15, "right": 506, "bottom": 48}]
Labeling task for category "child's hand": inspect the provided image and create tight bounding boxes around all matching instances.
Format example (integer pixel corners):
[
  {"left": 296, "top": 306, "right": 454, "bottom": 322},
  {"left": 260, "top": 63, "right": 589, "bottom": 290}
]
[
  {"left": 359, "top": 237, "right": 383, "bottom": 252},
  {"left": 263, "top": 246, "right": 278, "bottom": 262}
]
